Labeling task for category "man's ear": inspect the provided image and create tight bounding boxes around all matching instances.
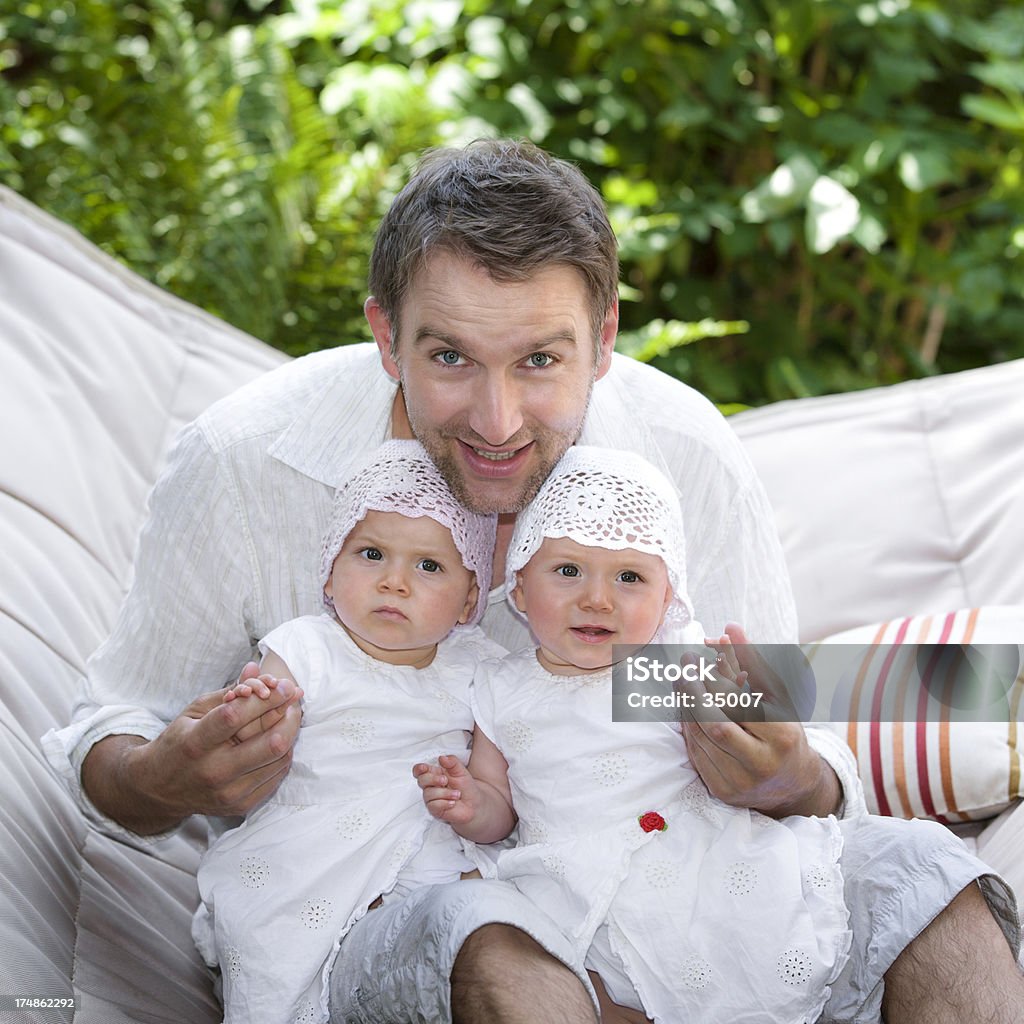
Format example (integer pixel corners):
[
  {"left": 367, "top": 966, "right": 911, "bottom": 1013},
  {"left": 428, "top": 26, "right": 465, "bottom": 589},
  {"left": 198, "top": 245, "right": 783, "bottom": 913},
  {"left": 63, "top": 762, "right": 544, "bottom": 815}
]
[
  {"left": 594, "top": 298, "right": 618, "bottom": 382},
  {"left": 511, "top": 573, "right": 527, "bottom": 614},
  {"left": 365, "top": 296, "right": 400, "bottom": 382},
  {"left": 458, "top": 581, "right": 480, "bottom": 625}
]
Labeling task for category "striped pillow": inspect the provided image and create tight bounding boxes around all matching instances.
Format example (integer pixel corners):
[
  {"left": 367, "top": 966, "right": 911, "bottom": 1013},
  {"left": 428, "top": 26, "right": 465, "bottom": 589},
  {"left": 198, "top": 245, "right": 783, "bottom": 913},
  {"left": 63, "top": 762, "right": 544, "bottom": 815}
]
[{"left": 809, "top": 607, "right": 1024, "bottom": 823}]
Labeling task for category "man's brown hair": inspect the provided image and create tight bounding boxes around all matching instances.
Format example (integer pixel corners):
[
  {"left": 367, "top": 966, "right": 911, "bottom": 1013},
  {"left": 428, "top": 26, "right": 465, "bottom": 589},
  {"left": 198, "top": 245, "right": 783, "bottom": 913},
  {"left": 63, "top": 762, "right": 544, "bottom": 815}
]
[{"left": 368, "top": 139, "right": 619, "bottom": 357}]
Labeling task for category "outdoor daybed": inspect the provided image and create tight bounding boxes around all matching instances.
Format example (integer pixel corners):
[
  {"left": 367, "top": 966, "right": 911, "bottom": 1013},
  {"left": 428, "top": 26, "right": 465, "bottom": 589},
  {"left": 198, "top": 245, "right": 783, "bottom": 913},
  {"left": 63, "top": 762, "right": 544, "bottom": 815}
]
[{"left": 2, "top": 186, "right": 1022, "bottom": 1021}]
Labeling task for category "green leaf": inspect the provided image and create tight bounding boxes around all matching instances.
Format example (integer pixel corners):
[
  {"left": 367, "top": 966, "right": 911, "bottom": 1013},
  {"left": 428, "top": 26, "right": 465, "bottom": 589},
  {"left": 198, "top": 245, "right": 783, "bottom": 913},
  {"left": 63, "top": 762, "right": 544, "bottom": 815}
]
[
  {"left": 616, "top": 318, "right": 750, "bottom": 364},
  {"left": 898, "top": 149, "right": 956, "bottom": 192},
  {"left": 852, "top": 211, "right": 886, "bottom": 254},
  {"left": 805, "top": 175, "right": 860, "bottom": 254},
  {"left": 969, "top": 60, "right": 1024, "bottom": 97},
  {"left": 962, "top": 94, "right": 1024, "bottom": 133},
  {"left": 740, "top": 153, "right": 818, "bottom": 223}
]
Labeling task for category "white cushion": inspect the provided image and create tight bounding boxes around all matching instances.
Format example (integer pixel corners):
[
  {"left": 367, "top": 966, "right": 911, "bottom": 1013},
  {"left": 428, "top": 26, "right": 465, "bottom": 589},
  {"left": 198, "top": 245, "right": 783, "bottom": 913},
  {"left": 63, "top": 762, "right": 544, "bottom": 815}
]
[
  {"left": 0, "top": 185, "right": 286, "bottom": 1020},
  {"left": 731, "top": 363, "right": 1024, "bottom": 643}
]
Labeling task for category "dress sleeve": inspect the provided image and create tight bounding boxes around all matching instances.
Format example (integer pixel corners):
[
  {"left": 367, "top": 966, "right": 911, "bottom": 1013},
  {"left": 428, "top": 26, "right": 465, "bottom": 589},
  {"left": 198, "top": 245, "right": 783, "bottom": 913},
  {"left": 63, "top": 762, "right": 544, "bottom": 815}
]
[
  {"left": 257, "top": 616, "right": 332, "bottom": 707},
  {"left": 41, "top": 420, "right": 257, "bottom": 843},
  {"left": 469, "top": 657, "right": 503, "bottom": 745}
]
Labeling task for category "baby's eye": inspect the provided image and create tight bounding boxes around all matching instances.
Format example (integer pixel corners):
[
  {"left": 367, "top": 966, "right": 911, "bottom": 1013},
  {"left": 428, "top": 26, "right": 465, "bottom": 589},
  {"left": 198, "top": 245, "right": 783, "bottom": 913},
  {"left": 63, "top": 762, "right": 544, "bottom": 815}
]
[
  {"left": 556, "top": 564, "right": 580, "bottom": 577},
  {"left": 618, "top": 570, "right": 642, "bottom": 584},
  {"left": 525, "top": 352, "right": 554, "bottom": 368},
  {"left": 418, "top": 558, "right": 442, "bottom": 573},
  {"left": 360, "top": 547, "right": 383, "bottom": 561}
]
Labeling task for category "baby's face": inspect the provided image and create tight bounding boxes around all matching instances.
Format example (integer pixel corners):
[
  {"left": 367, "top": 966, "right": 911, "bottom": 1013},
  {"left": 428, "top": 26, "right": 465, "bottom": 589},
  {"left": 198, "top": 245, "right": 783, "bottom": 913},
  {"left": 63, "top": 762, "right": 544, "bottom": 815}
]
[
  {"left": 326, "top": 510, "right": 477, "bottom": 666},
  {"left": 512, "top": 536, "right": 673, "bottom": 676}
]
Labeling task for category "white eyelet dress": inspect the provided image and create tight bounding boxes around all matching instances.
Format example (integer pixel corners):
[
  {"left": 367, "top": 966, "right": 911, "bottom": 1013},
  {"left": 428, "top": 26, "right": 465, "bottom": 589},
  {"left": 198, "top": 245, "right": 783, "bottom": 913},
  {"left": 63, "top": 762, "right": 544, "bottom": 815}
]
[
  {"left": 468, "top": 648, "right": 853, "bottom": 1024},
  {"left": 192, "top": 614, "right": 503, "bottom": 1024}
]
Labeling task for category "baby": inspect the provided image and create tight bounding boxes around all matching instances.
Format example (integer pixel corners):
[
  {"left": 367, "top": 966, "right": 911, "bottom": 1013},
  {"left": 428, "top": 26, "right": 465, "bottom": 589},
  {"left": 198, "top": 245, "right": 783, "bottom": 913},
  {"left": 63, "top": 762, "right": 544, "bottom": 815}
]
[
  {"left": 415, "top": 445, "right": 851, "bottom": 1023},
  {"left": 192, "top": 440, "right": 503, "bottom": 1024}
]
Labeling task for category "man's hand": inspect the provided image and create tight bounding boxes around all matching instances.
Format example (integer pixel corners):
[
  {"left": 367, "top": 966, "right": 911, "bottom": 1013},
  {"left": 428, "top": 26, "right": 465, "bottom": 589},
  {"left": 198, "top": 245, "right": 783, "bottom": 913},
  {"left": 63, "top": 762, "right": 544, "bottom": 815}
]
[
  {"left": 680, "top": 623, "right": 841, "bottom": 819},
  {"left": 81, "top": 663, "right": 303, "bottom": 835},
  {"left": 223, "top": 665, "right": 302, "bottom": 744}
]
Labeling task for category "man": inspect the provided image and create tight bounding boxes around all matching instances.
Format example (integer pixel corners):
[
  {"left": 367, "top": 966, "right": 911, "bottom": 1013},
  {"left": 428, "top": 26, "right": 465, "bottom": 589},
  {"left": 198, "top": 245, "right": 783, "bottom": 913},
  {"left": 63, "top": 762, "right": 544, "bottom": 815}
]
[{"left": 46, "top": 140, "right": 1021, "bottom": 1022}]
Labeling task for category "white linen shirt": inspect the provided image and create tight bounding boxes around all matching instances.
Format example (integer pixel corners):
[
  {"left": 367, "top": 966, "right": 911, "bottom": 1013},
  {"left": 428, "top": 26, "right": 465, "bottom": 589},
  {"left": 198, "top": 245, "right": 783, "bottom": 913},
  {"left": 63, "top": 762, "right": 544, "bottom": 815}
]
[{"left": 43, "top": 342, "right": 864, "bottom": 840}]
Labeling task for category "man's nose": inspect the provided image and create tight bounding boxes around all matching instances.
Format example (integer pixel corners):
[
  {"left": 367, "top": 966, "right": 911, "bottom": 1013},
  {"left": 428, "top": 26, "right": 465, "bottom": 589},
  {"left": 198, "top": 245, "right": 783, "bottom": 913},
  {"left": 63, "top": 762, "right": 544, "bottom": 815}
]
[{"left": 467, "top": 374, "right": 524, "bottom": 446}]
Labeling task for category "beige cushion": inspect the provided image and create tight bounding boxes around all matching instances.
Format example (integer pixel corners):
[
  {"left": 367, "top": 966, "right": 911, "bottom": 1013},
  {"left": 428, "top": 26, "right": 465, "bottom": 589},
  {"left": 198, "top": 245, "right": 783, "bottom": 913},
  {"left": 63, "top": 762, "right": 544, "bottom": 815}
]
[
  {"left": 731, "top": 363, "right": 1024, "bottom": 643},
  {"left": 0, "top": 185, "right": 285, "bottom": 1020},
  {"left": 732, "top": 369, "right": 1024, "bottom": 916}
]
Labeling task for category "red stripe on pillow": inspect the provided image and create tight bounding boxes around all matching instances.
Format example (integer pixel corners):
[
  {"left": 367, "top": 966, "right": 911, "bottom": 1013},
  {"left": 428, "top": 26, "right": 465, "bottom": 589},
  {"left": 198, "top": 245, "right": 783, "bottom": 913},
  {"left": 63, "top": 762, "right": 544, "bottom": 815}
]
[
  {"left": 870, "top": 617, "right": 912, "bottom": 817},
  {"left": 846, "top": 621, "right": 890, "bottom": 760},
  {"left": 915, "top": 612, "right": 958, "bottom": 823}
]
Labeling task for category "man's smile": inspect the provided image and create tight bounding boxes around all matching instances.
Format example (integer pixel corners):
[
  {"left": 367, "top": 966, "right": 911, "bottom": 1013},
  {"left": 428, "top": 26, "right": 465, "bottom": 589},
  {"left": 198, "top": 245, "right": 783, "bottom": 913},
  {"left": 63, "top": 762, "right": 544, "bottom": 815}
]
[
  {"left": 471, "top": 447, "right": 519, "bottom": 461},
  {"left": 457, "top": 439, "right": 535, "bottom": 478}
]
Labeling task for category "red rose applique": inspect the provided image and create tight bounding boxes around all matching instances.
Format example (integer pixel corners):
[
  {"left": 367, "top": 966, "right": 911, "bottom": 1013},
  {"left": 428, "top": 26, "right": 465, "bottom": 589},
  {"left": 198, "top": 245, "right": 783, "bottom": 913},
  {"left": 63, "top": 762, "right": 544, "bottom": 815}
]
[{"left": 638, "top": 811, "right": 668, "bottom": 833}]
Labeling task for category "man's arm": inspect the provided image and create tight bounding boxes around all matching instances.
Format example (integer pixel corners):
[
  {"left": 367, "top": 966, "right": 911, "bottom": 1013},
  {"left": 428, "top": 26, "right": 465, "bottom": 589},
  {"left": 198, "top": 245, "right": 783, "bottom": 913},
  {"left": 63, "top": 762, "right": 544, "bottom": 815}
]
[
  {"left": 45, "top": 419, "right": 303, "bottom": 836},
  {"left": 81, "top": 671, "right": 301, "bottom": 835}
]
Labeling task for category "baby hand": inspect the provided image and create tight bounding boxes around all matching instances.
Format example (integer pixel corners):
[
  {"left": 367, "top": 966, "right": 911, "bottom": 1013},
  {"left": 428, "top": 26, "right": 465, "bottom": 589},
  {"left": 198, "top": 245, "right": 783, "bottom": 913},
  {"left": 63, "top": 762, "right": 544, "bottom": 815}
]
[
  {"left": 703, "top": 632, "right": 746, "bottom": 688},
  {"left": 413, "top": 754, "right": 479, "bottom": 826},
  {"left": 224, "top": 673, "right": 302, "bottom": 744}
]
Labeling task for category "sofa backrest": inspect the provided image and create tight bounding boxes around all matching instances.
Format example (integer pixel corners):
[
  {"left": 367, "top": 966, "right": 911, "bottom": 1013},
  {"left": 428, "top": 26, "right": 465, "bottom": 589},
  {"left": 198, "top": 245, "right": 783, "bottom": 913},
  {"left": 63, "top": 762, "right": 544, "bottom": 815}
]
[
  {"left": 730, "top": 363, "right": 1024, "bottom": 642},
  {"left": 0, "top": 186, "right": 287, "bottom": 744}
]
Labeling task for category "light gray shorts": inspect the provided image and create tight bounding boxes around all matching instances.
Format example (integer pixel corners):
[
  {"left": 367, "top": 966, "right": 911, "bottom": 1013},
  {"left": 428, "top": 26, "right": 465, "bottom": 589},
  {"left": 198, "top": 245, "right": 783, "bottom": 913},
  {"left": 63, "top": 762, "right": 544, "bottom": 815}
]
[
  {"left": 327, "top": 816, "right": 1019, "bottom": 1024},
  {"left": 818, "top": 814, "right": 1019, "bottom": 1023},
  {"left": 327, "top": 878, "right": 595, "bottom": 1023}
]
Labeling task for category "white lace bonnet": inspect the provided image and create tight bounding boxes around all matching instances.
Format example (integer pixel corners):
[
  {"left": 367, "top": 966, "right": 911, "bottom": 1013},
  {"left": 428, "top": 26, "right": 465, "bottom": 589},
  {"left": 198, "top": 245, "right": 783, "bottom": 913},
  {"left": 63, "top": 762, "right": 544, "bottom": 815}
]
[
  {"left": 319, "top": 440, "right": 496, "bottom": 626},
  {"left": 505, "top": 445, "right": 698, "bottom": 639}
]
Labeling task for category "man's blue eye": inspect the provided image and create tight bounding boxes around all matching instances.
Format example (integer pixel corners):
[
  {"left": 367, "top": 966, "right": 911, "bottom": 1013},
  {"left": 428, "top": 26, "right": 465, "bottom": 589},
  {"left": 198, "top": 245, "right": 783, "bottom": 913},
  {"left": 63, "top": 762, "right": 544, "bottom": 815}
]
[
  {"left": 528, "top": 353, "right": 553, "bottom": 367},
  {"left": 439, "top": 351, "right": 461, "bottom": 365}
]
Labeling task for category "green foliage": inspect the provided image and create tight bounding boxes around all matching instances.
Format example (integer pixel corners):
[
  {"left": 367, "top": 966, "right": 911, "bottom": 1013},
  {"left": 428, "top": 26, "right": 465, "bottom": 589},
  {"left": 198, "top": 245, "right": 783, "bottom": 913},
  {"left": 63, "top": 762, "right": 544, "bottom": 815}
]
[
  {"left": 405, "top": 0, "right": 1024, "bottom": 403},
  {"left": 0, "top": 0, "right": 450, "bottom": 351},
  {"left": 4, "top": 0, "right": 1024, "bottom": 403}
]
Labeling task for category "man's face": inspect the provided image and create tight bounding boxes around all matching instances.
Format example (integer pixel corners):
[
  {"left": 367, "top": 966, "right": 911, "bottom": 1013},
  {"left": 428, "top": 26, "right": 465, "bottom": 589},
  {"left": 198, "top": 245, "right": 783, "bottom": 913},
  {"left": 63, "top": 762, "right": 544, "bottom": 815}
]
[{"left": 367, "top": 252, "right": 616, "bottom": 515}]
